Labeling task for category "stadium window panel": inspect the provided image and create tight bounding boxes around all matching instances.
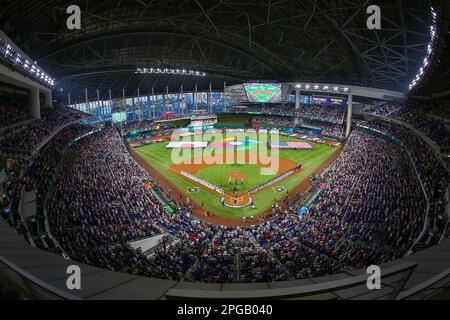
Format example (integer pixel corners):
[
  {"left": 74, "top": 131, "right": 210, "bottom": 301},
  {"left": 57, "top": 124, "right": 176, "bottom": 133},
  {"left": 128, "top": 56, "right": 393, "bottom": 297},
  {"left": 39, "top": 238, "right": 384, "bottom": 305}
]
[
  {"left": 91, "top": 102, "right": 98, "bottom": 115},
  {"left": 301, "top": 96, "right": 310, "bottom": 104},
  {"left": 211, "top": 92, "right": 224, "bottom": 111}
]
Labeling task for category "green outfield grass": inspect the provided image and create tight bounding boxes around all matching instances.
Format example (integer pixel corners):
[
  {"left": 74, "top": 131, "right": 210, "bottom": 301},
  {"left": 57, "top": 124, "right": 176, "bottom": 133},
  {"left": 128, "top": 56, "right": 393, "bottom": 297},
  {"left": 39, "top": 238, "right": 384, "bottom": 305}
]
[
  {"left": 217, "top": 114, "right": 253, "bottom": 126},
  {"left": 134, "top": 134, "right": 338, "bottom": 218}
]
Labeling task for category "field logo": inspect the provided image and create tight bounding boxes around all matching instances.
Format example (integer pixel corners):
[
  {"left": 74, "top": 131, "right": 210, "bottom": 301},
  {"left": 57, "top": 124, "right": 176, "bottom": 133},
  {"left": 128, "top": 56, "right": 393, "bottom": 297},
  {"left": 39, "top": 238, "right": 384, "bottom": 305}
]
[
  {"left": 367, "top": 265, "right": 381, "bottom": 290},
  {"left": 67, "top": 5, "right": 82, "bottom": 30},
  {"left": 170, "top": 131, "right": 280, "bottom": 176},
  {"left": 66, "top": 265, "right": 81, "bottom": 290},
  {"left": 367, "top": 5, "right": 381, "bottom": 30}
]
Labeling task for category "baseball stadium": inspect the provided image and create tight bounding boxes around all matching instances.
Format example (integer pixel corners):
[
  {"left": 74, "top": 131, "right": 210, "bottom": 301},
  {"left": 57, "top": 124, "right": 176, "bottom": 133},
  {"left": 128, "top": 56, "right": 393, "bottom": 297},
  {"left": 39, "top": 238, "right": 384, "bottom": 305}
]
[{"left": 0, "top": 1, "right": 449, "bottom": 303}]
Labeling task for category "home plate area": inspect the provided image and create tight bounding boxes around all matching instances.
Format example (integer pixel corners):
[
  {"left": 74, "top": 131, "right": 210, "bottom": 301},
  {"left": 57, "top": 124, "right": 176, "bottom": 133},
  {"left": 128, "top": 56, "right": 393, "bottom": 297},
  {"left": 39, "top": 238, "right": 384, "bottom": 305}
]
[{"left": 172, "top": 159, "right": 303, "bottom": 209}]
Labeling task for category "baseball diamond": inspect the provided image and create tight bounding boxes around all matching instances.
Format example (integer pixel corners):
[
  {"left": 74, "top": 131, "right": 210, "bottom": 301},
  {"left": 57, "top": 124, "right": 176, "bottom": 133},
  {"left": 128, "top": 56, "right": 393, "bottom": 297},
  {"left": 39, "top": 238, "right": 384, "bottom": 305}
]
[{"left": 132, "top": 132, "right": 338, "bottom": 220}]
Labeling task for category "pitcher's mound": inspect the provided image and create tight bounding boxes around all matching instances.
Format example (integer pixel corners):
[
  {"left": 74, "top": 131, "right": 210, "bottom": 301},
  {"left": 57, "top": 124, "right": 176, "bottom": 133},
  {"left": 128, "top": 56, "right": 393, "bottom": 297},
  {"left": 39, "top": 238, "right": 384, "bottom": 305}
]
[{"left": 228, "top": 172, "right": 246, "bottom": 180}]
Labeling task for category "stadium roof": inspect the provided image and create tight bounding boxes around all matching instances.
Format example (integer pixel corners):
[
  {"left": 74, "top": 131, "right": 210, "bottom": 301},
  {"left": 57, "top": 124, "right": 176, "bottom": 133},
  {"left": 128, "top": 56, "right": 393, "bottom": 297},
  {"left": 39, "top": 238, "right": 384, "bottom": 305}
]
[{"left": 0, "top": 0, "right": 446, "bottom": 100}]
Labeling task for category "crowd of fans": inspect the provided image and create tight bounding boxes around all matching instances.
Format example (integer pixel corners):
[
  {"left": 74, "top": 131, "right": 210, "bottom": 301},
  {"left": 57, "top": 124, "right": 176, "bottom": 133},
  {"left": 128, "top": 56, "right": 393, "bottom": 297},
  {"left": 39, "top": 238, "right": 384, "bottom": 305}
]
[
  {"left": 297, "top": 118, "right": 344, "bottom": 138},
  {"left": 1, "top": 162, "right": 29, "bottom": 239},
  {"left": 365, "top": 103, "right": 402, "bottom": 117},
  {"left": 247, "top": 129, "right": 427, "bottom": 276},
  {"left": 0, "top": 91, "right": 32, "bottom": 130},
  {"left": 0, "top": 108, "right": 90, "bottom": 152},
  {"left": 1, "top": 102, "right": 447, "bottom": 283},
  {"left": 121, "top": 120, "right": 155, "bottom": 134},
  {"left": 228, "top": 103, "right": 345, "bottom": 123},
  {"left": 0, "top": 122, "right": 96, "bottom": 249},
  {"left": 35, "top": 125, "right": 439, "bottom": 282},
  {"left": 246, "top": 104, "right": 294, "bottom": 116},
  {"left": 357, "top": 120, "right": 448, "bottom": 250},
  {"left": 253, "top": 116, "right": 294, "bottom": 128},
  {"left": 0, "top": 105, "right": 32, "bottom": 130},
  {"left": 308, "top": 130, "right": 424, "bottom": 250},
  {"left": 358, "top": 121, "right": 447, "bottom": 201},
  {"left": 367, "top": 101, "right": 450, "bottom": 148},
  {"left": 21, "top": 124, "right": 95, "bottom": 206},
  {"left": 294, "top": 104, "right": 345, "bottom": 123},
  {"left": 48, "top": 130, "right": 162, "bottom": 256},
  {"left": 426, "top": 100, "right": 450, "bottom": 119},
  {"left": 251, "top": 115, "right": 344, "bottom": 138}
]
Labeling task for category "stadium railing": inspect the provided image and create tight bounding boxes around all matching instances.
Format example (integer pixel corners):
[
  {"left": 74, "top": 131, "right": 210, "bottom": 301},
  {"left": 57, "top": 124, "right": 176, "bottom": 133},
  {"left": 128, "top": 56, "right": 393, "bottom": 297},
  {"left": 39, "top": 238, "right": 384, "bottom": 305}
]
[
  {"left": 367, "top": 114, "right": 441, "bottom": 155},
  {"left": 0, "top": 256, "right": 81, "bottom": 300},
  {"left": 165, "top": 262, "right": 417, "bottom": 300},
  {"left": 41, "top": 128, "right": 101, "bottom": 254},
  {"left": 0, "top": 249, "right": 418, "bottom": 300},
  {"left": 29, "top": 119, "right": 86, "bottom": 159},
  {"left": 0, "top": 146, "right": 32, "bottom": 158},
  {"left": 17, "top": 188, "right": 37, "bottom": 248},
  {"left": 0, "top": 119, "right": 86, "bottom": 160},
  {"left": 356, "top": 124, "right": 431, "bottom": 257},
  {"left": 397, "top": 268, "right": 450, "bottom": 300},
  {"left": 0, "top": 118, "right": 37, "bottom": 137},
  {"left": 362, "top": 114, "right": 449, "bottom": 249},
  {"left": 1, "top": 209, "right": 450, "bottom": 300}
]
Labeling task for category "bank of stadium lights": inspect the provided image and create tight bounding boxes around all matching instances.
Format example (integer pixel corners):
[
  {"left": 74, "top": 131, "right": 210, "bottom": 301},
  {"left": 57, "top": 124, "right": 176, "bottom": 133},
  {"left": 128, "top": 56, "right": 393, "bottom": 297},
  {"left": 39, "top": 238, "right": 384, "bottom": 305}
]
[
  {"left": 295, "top": 84, "right": 349, "bottom": 93},
  {"left": 409, "top": 7, "right": 438, "bottom": 91},
  {"left": 0, "top": 38, "right": 55, "bottom": 87},
  {"left": 136, "top": 67, "right": 206, "bottom": 77}
]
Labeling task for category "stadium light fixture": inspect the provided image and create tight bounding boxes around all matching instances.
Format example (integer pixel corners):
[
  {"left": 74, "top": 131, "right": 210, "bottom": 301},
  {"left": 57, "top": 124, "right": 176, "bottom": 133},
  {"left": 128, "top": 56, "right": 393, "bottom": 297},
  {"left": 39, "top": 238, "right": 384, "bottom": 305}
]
[
  {"left": 293, "top": 83, "right": 351, "bottom": 94},
  {"left": 136, "top": 67, "right": 207, "bottom": 77},
  {"left": 5, "top": 44, "right": 11, "bottom": 57},
  {"left": 409, "top": 7, "right": 438, "bottom": 91},
  {"left": 0, "top": 37, "right": 55, "bottom": 87}
]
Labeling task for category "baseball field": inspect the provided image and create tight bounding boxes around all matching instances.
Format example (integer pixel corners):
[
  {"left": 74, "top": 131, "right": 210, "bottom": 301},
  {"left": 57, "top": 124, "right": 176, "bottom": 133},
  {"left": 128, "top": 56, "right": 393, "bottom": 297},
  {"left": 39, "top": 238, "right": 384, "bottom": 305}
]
[{"left": 132, "top": 132, "right": 339, "bottom": 220}]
